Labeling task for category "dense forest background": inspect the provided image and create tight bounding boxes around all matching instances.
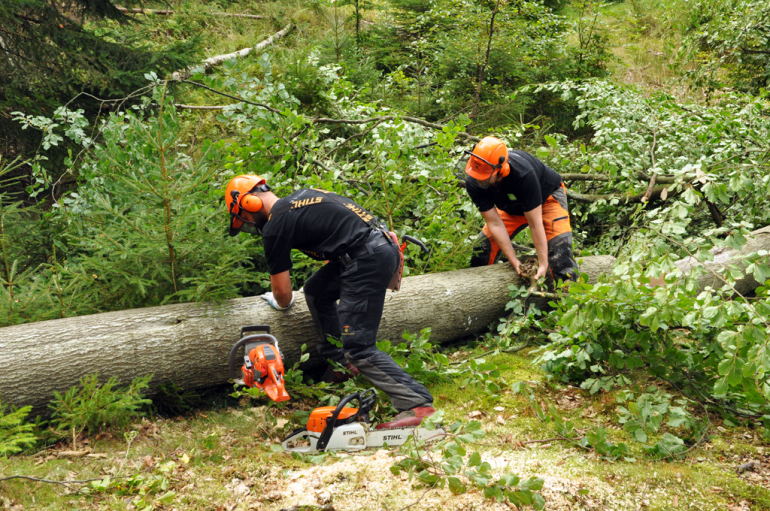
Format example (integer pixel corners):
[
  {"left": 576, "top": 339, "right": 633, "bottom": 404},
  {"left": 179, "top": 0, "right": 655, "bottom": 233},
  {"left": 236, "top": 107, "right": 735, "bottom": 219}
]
[{"left": 3, "top": 0, "right": 768, "bottom": 323}]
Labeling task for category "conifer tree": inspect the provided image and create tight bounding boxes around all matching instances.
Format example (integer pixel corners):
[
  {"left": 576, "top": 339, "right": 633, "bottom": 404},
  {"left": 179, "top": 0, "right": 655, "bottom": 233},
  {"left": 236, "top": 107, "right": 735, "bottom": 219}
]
[{"left": 0, "top": 0, "right": 197, "bottom": 163}]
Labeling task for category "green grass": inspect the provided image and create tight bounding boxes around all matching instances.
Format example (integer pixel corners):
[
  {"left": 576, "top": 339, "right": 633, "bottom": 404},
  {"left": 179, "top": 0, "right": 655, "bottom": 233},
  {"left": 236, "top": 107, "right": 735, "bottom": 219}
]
[{"left": 2, "top": 348, "right": 769, "bottom": 510}]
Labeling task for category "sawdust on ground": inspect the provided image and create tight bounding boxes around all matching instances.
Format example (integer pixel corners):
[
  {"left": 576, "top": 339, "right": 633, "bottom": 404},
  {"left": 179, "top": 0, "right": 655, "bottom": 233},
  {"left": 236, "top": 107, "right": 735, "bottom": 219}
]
[{"left": 263, "top": 447, "right": 641, "bottom": 510}]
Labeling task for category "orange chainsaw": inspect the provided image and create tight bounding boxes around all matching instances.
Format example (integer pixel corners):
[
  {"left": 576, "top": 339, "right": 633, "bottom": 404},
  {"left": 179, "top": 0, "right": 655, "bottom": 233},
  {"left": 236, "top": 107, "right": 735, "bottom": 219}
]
[{"left": 229, "top": 325, "right": 290, "bottom": 402}]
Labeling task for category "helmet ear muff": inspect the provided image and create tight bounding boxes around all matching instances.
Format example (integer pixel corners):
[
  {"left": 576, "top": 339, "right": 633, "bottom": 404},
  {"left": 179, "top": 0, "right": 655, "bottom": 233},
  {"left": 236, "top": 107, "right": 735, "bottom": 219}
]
[
  {"left": 240, "top": 194, "right": 263, "bottom": 213},
  {"left": 497, "top": 155, "right": 510, "bottom": 178}
]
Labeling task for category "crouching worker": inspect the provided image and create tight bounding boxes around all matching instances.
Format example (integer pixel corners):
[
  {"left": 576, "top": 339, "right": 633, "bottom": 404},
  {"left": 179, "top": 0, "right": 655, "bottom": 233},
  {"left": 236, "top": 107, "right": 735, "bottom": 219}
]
[
  {"left": 464, "top": 137, "right": 579, "bottom": 283},
  {"left": 225, "top": 175, "right": 435, "bottom": 429}
]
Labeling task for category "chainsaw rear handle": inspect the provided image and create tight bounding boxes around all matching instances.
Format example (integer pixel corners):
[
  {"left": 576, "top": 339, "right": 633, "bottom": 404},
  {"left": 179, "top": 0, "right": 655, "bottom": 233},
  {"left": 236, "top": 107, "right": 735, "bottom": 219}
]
[
  {"left": 228, "top": 333, "right": 279, "bottom": 380},
  {"left": 316, "top": 389, "right": 376, "bottom": 451},
  {"left": 401, "top": 235, "right": 429, "bottom": 253},
  {"left": 240, "top": 324, "right": 271, "bottom": 338}
]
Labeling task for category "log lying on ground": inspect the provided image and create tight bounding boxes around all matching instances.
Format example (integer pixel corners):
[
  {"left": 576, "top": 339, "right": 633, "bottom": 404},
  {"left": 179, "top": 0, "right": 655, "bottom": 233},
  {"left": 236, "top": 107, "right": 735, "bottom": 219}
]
[
  {"left": 674, "top": 224, "right": 770, "bottom": 296},
  {"left": 170, "top": 23, "right": 293, "bottom": 80},
  {"left": 5, "top": 221, "right": 770, "bottom": 416},
  {"left": 117, "top": 7, "right": 265, "bottom": 18},
  {"left": 0, "top": 257, "right": 613, "bottom": 415}
]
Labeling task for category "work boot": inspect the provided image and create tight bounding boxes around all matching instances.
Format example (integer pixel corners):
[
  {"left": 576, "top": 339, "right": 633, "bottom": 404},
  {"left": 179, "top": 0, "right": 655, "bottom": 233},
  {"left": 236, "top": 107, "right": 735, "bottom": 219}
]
[
  {"left": 375, "top": 406, "right": 436, "bottom": 430},
  {"left": 321, "top": 363, "right": 360, "bottom": 384}
]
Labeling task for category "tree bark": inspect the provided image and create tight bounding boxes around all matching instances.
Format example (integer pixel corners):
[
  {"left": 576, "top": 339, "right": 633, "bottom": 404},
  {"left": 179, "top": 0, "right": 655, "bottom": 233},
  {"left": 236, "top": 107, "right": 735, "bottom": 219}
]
[
  {"left": 0, "top": 258, "right": 612, "bottom": 415},
  {"left": 170, "top": 24, "right": 293, "bottom": 80}
]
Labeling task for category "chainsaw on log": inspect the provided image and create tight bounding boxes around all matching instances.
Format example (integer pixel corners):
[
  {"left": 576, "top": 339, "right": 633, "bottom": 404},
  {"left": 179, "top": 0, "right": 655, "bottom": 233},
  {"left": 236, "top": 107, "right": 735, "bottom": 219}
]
[
  {"left": 282, "top": 389, "right": 445, "bottom": 453},
  {"left": 229, "top": 325, "right": 290, "bottom": 402}
]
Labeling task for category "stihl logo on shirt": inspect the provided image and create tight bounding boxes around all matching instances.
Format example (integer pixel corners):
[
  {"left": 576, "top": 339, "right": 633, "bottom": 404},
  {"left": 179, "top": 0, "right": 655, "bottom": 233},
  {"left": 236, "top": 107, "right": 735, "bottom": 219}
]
[
  {"left": 291, "top": 196, "right": 323, "bottom": 209},
  {"left": 343, "top": 203, "right": 374, "bottom": 223}
]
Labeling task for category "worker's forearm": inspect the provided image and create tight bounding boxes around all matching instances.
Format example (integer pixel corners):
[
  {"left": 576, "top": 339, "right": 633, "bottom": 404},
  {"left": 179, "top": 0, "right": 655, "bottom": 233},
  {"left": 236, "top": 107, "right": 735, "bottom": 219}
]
[
  {"left": 270, "top": 271, "right": 293, "bottom": 308},
  {"left": 274, "top": 289, "right": 293, "bottom": 308},
  {"left": 524, "top": 211, "right": 549, "bottom": 267},
  {"left": 487, "top": 221, "right": 517, "bottom": 262},
  {"left": 531, "top": 229, "right": 549, "bottom": 266}
]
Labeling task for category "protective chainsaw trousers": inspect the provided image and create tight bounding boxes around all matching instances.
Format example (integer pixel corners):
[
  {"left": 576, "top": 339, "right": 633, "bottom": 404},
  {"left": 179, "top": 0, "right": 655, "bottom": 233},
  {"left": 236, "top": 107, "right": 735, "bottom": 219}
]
[
  {"left": 470, "top": 185, "right": 579, "bottom": 283},
  {"left": 304, "top": 231, "right": 434, "bottom": 412}
]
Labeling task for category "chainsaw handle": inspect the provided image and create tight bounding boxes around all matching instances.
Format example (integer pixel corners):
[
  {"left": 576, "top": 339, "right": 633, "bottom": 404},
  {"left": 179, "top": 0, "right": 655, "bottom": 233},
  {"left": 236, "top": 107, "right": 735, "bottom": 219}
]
[
  {"left": 240, "top": 325, "right": 271, "bottom": 338},
  {"left": 316, "top": 389, "right": 376, "bottom": 451},
  {"left": 228, "top": 333, "right": 279, "bottom": 380},
  {"left": 401, "top": 235, "right": 429, "bottom": 254}
]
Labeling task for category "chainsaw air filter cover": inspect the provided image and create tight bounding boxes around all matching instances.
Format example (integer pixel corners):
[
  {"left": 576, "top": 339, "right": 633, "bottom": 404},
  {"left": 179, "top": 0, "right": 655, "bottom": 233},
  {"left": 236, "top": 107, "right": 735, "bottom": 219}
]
[{"left": 307, "top": 406, "right": 359, "bottom": 433}]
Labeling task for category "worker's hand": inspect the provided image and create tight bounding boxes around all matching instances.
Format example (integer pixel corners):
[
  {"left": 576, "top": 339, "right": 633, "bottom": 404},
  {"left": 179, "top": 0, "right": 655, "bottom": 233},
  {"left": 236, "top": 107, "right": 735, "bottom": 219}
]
[
  {"left": 534, "top": 262, "right": 549, "bottom": 281},
  {"left": 510, "top": 256, "right": 522, "bottom": 275},
  {"left": 261, "top": 291, "right": 295, "bottom": 311}
]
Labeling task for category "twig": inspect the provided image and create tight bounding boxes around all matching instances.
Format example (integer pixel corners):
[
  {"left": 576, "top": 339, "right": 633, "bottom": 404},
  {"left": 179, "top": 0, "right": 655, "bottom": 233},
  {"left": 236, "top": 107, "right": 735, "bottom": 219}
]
[
  {"left": 115, "top": 431, "right": 138, "bottom": 478},
  {"left": 524, "top": 437, "right": 566, "bottom": 444},
  {"left": 471, "top": 0, "right": 502, "bottom": 120},
  {"left": 642, "top": 128, "right": 658, "bottom": 202},
  {"left": 175, "top": 104, "right": 229, "bottom": 110},
  {"left": 0, "top": 475, "right": 104, "bottom": 486},
  {"left": 176, "top": 81, "right": 282, "bottom": 113},
  {"left": 396, "top": 485, "right": 432, "bottom": 511}
]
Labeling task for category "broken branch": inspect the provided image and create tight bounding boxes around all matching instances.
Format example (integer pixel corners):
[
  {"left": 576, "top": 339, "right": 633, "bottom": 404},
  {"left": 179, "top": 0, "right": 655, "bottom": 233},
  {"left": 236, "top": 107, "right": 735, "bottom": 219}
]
[
  {"left": 117, "top": 7, "right": 265, "bottom": 19},
  {"left": 170, "top": 23, "right": 293, "bottom": 80}
]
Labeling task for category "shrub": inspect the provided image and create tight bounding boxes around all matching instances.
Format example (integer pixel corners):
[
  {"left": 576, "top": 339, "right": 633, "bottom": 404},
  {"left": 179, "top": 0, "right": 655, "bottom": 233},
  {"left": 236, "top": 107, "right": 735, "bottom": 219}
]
[
  {"left": 49, "top": 374, "right": 153, "bottom": 444},
  {"left": 0, "top": 401, "right": 37, "bottom": 456}
]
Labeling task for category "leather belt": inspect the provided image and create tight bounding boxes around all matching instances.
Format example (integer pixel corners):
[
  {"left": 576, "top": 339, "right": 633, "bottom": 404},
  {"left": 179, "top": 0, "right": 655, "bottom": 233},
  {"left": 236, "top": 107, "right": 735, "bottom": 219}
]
[{"left": 340, "top": 231, "right": 392, "bottom": 263}]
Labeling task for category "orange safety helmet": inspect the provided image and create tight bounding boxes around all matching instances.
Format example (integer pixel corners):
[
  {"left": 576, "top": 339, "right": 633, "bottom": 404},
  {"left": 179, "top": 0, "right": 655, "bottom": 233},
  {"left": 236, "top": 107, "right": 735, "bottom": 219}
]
[
  {"left": 464, "top": 137, "right": 510, "bottom": 180},
  {"left": 226, "top": 174, "right": 271, "bottom": 236}
]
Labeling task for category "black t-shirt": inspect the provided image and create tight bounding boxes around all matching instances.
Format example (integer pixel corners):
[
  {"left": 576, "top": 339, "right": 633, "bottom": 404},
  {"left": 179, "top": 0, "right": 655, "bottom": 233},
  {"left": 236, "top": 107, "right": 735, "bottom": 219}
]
[
  {"left": 261, "top": 188, "right": 378, "bottom": 275},
  {"left": 465, "top": 150, "right": 562, "bottom": 216}
]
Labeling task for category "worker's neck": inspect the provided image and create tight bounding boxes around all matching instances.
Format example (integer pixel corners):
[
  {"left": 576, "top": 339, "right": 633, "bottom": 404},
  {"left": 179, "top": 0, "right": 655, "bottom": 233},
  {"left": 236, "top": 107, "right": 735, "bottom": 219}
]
[{"left": 260, "top": 192, "right": 279, "bottom": 216}]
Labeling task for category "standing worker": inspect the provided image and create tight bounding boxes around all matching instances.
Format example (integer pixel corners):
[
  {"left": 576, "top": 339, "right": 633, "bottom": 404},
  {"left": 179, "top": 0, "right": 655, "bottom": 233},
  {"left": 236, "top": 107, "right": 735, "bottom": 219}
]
[
  {"left": 464, "top": 136, "right": 579, "bottom": 282},
  {"left": 225, "top": 175, "right": 435, "bottom": 429}
]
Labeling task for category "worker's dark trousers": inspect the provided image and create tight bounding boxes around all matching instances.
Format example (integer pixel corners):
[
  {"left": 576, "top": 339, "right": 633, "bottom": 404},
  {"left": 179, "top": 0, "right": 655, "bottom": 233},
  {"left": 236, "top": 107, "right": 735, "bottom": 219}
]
[{"left": 304, "top": 234, "right": 434, "bottom": 412}]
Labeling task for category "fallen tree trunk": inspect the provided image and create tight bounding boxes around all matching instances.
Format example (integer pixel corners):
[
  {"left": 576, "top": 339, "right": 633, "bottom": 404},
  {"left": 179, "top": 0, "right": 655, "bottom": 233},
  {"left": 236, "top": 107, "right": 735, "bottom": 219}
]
[
  {"left": 5, "top": 221, "right": 770, "bottom": 415},
  {"left": 0, "top": 257, "right": 613, "bottom": 415},
  {"left": 674, "top": 224, "right": 770, "bottom": 296},
  {"left": 170, "top": 23, "right": 293, "bottom": 80},
  {"left": 117, "top": 7, "right": 265, "bottom": 18}
]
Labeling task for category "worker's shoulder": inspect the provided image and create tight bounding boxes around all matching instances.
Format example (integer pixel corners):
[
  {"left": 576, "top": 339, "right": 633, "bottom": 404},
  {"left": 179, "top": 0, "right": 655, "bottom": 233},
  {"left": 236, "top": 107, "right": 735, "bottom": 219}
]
[{"left": 507, "top": 150, "right": 540, "bottom": 170}]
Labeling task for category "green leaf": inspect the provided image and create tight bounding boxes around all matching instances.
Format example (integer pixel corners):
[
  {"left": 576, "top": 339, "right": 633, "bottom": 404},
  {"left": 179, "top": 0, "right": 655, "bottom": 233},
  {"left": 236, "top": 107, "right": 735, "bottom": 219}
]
[
  {"left": 532, "top": 492, "right": 546, "bottom": 510},
  {"left": 520, "top": 476, "right": 545, "bottom": 491},
  {"left": 447, "top": 476, "right": 465, "bottom": 494},
  {"left": 468, "top": 451, "right": 482, "bottom": 467},
  {"left": 155, "top": 491, "right": 176, "bottom": 506}
]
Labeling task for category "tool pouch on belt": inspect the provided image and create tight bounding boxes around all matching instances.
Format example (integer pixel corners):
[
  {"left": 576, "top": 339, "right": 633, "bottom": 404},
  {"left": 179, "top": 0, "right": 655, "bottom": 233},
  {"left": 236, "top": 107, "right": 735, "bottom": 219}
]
[{"left": 387, "top": 231, "right": 405, "bottom": 291}]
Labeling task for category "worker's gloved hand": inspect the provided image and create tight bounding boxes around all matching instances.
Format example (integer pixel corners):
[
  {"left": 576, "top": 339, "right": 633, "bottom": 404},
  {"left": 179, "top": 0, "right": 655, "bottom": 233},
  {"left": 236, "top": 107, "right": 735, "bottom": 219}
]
[{"left": 261, "top": 291, "right": 295, "bottom": 311}]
